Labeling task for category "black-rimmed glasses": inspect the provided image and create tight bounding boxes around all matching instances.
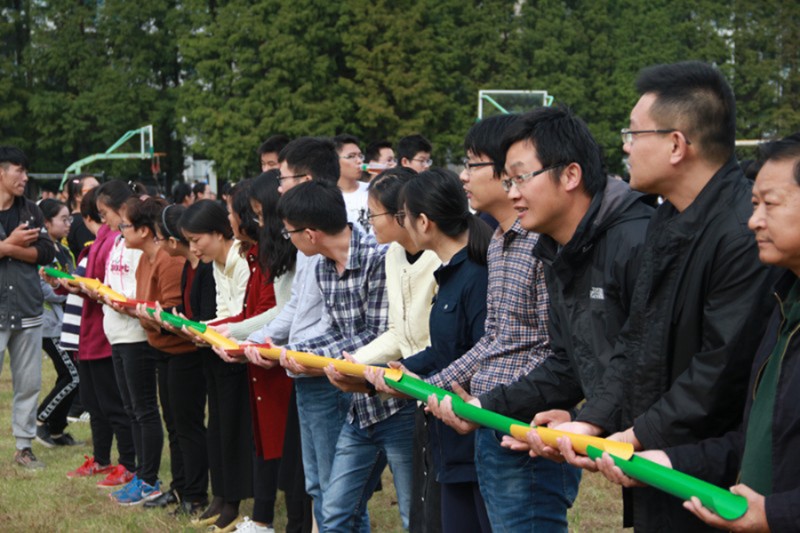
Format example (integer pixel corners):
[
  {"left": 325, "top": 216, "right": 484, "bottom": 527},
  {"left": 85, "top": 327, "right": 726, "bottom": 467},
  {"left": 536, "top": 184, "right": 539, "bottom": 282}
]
[
  {"left": 277, "top": 173, "right": 308, "bottom": 183},
  {"left": 281, "top": 227, "right": 307, "bottom": 240}
]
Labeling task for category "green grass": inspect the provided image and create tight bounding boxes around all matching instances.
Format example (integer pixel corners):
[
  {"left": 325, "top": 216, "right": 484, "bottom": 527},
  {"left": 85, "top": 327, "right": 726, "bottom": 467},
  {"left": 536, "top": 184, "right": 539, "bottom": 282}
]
[{"left": 0, "top": 354, "right": 623, "bottom": 531}]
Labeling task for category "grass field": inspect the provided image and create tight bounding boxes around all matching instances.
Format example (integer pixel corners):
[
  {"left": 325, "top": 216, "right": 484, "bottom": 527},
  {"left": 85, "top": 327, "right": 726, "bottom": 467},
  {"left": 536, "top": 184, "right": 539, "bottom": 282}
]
[{"left": 0, "top": 354, "right": 624, "bottom": 532}]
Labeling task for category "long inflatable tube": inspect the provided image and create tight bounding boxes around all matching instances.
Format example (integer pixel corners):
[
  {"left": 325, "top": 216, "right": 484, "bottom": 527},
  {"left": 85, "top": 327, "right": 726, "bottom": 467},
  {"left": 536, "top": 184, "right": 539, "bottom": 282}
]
[
  {"left": 384, "top": 373, "right": 634, "bottom": 459},
  {"left": 585, "top": 445, "right": 747, "bottom": 520}
]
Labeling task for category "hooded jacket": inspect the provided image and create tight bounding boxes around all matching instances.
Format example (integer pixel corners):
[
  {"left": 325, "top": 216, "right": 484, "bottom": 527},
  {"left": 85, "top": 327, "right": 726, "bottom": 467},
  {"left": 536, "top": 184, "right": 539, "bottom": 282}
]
[{"left": 479, "top": 177, "right": 652, "bottom": 420}]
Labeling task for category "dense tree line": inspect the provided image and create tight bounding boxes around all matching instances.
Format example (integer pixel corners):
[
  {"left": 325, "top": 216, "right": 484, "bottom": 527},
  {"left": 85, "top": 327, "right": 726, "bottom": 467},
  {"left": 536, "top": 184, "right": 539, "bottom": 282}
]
[{"left": 1, "top": 0, "right": 798, "bottom": 182}]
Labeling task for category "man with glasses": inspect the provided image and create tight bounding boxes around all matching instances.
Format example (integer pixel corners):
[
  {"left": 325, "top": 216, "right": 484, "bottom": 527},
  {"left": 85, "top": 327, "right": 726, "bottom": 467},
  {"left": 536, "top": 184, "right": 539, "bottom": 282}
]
[
  {"left": 430, "top": 108, "right": 652, "bottom": 531},
  {"left": 275, "top": 179, "right": 393, "bottom": 532},
  {"left": 527, "top": 61, "right": 774, "bottom": 531},
  {"left": 248, "top": 136, "right": 339, "bottom": 527},
  {"left": 405, "top": 113, "right": 583, "bottom": 531},
  {"left": 397, "top": 134, "right": 433, "bottom": 173},
  {"left": 333, "top": 134, "right": 370, "bottom": 227}
]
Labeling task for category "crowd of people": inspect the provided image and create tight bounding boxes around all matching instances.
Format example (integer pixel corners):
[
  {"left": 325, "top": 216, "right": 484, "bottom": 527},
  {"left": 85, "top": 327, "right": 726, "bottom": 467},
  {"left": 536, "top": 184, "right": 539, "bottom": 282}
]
[{"left": 0, "top": 59, "right": 798, "bottom": 533}]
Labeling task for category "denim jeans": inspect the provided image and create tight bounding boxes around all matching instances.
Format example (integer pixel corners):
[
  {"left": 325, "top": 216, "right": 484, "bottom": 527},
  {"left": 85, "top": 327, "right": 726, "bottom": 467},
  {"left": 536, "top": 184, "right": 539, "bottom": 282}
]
[
  {"left": 295, "top": 377, "right": 351, "bottom": 526},
  {"left": 474, "top": 428, "right": 581, "bottom": 533},
  {"left": 322, "top": 401, "right": 416, "bottom": 532}
]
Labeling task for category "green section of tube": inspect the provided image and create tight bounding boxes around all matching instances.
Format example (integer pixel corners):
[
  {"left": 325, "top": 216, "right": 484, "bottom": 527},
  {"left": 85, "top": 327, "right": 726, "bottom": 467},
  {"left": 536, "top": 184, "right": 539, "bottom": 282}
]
[
  {"left": 384, "top": 374, "right": 519, "bottom": 434},
  {"left": 143, "top": 307, "right": 208, "bottom": 334},
  {"left": 42, "top": 266, "right": 74, "bottom": 279},
  {"left": 585, "top": 445, "right": 747, "bottom": 521}
]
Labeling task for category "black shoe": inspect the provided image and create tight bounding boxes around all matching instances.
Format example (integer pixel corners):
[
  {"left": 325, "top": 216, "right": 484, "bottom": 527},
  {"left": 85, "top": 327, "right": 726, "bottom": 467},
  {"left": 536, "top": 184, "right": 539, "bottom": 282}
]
[
  {"left": 143, "top": 489, "right": 179, "bottom": 509},
  {"left": 172, "top": 499, "right": 208, "bottom": 518},
  {"left": 35, "top": 425, "right": 56, "bottom": 448},
  {"left": 52, "top": 433, "right": 82, "bottom": 446}
]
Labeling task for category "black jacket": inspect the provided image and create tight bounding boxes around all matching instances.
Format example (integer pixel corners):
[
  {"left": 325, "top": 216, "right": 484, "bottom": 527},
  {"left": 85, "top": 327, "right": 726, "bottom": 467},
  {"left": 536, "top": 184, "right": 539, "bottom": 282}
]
[
  {"left": 177, "top": 259, "right": 217, "bottom": 321},
  {"left": 666, "top": 270, "right": 800, "bottom": 532},
  {"left": 479, "top": 178, "right": 652, "bottom": 420},
  {"left": 0, "top": 195, "right": 55, "bottom": 329},
  {"left": 577, "top": 160, "right": 778, "bottom": 531}
]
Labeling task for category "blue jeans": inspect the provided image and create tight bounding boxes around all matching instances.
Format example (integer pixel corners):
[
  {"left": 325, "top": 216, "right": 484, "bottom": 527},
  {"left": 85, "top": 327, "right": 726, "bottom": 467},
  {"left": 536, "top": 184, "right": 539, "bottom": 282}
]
[
  {"left": 295, "top": 377, "right": 351, "bottom": 526},
  {"left": 322, "top": 401, "right": 415, "bottom": 532},
  {"left": 474, "top": 428, "right": 581, "bottom": 533}
]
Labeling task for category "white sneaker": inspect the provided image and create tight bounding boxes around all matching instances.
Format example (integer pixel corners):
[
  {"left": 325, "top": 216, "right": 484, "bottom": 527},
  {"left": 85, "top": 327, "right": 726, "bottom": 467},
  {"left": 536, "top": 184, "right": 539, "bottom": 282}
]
[{"left": 233, "top": 517, "right": 274, "bottom": 533}]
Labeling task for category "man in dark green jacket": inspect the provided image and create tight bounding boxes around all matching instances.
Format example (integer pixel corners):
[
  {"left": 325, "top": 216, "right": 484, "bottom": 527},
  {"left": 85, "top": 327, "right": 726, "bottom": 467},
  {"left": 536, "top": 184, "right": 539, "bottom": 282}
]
[{"left": 596, "top": 132, "right": 800, "bottom": 533}]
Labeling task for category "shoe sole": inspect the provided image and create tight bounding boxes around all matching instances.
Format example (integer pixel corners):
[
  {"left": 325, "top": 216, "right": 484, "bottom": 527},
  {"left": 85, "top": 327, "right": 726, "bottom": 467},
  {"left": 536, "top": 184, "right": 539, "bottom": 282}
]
[
  {"left": 191, "top": 514, "right": 220, "bottom": 527},
  {"left": 97, "top": 480, "right": 131, "bottom": 488},
  {"left": 35, "top": 436, "right": 56, "bottom": 449}
]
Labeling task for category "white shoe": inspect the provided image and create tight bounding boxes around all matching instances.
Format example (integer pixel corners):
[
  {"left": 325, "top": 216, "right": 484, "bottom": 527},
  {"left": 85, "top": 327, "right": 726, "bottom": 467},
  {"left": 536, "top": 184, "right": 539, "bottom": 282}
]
[{"left": 233, "top": 517, "right": 274, "bottom": 533}]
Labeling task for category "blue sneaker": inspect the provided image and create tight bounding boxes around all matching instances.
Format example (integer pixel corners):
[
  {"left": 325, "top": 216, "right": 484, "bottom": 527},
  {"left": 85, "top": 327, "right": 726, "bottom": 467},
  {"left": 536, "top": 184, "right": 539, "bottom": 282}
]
[
  {"left": 115, "top": 479, "right": 162, "bottom": 506},
  {"left": 110, "top": 475, "right": 141, "bottom": 501}
]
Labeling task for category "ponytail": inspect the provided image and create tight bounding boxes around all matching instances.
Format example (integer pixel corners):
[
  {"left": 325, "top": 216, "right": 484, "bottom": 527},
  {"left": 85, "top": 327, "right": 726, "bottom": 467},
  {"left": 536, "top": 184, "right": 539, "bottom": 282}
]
[{"left": 465, "top": 214, "right": 491, "bottom": 266}]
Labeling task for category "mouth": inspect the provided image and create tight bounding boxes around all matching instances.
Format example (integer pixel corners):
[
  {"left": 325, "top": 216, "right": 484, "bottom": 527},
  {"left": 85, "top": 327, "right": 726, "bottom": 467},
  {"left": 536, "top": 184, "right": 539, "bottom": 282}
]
[{"left": 514, "top": 205, "right": 528, "bottom": 217}]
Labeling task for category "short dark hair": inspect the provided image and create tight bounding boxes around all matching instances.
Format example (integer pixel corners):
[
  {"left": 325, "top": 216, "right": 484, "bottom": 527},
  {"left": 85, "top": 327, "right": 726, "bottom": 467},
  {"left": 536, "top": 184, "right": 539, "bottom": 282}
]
[
  {"left": 368, "top": 167, "right": 417, "bottom": 213},
  {"left": 464, "top": 114, "right": 519, "bottom": 177},
  {"left": 257, "top": 134, "right": 290, "bottom": 156},
  {"left": 125, "top": 196, "right": 168, "bottom": 235},
  {"left": 0, "top": 146, "right": 29, "bottom": 169},
  {"left": 192, "top": 182, "right": 209, "bottom": 198},
  {"left": 332, "top": 134, "right": 360, "bottom": 153},
  {"left": 179, "top": 199, "right": 234, "bottom": 239},
  {"left": 278, "top": 137, "right": 339, "bottom": 184},
  {"left": 397, "top": 135, "right": 432, "bottom": 163},
  {"left": 402, "top": 168, "right": 491, "bottom": 265},
  {"left": 39, "top": 198, "right": 68, "bottom": 221},
  {"left": 278, "top": 180, "right": 347, "bottom": 235},
  {"left": 636, "top": 61, "right": 736, "bottom": 165},
  {"left": 365, "top": 140, "right": 393, "bottom": 163},
  {"left": 501, "top": 106, "right": 607, "bottom": 197},
  {"left": 156, "top": 204, "right": 188, "bottom": 244},
  {"left": 759, "top": 132, "right": 800, "bottom": 186},
  {"left": 80, "top": 188, "right": 102, "bottom": 223},
  {"left": 252, "top": 170, "right": 297, "bottom": 281},
  {"left": 171, "top": 182, "right": 192, "bottom": 204},
  {"left": 96, "top": 179, "right": 136, "bottom": 211}
]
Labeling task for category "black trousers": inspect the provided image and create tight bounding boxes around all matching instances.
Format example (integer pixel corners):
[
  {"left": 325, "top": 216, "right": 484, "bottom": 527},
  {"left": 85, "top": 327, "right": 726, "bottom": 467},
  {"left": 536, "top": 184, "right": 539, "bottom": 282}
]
[
  {"left": 37, "top": 338, "right": 79, "bottom": 434},
  {"left": 112, "top": 342, "right": 165, "bottom": 486},
  {"left": 279, "top": 385, "right": 313, "bottom": 533},
  {"left": 78, "top": 356, "right": 136, "bottom": 471},
  {"left": 409, "top": 406, "right": 442, "bottom": 533},
  {"left": 162, "top": 349, "right": 208, "bottom": 503},
  {"left": 203, "top": 350, "right": 253, "bottom": 502}
]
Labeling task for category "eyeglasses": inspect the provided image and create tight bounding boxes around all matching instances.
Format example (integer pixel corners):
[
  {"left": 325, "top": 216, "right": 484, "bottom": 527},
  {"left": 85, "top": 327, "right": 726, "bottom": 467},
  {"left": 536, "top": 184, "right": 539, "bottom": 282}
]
[
  {"left": 118, "top": 223, "right": 133, "bottom": 231},
  {"left": 281, "top": 227, "right": 307, "bottom": 240},
  {"left": 340, "top": 153, "right": 364, "bottom": 161},
  {"left": 620, "top": 128, "right": 692, "bottom": 145},
  {"left": 394, "top": 211, "right": 406, "bottom": 228},
  {"left": 277, "top": 173, "right": 308, "bottom": 183},
  {"left": 501, "top": 164, "right": 565, "bottom": 193},
  {"left": 462, "top": 158, "right": 494, "bottom": 175},
  {"left": 412, "top": 158, "right": 433, "bottom": 167},
  {"left": 366, "top": 211, "right": 393, "bottom": 221}
]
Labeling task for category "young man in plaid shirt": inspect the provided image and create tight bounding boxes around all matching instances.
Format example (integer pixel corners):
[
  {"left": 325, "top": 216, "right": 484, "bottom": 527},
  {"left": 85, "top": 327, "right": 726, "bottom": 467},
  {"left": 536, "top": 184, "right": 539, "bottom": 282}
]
[
  {"left": 422, "top": 115, "right": 581, "bottom": 531},
  {"left": 277, "top": 179, "right": 414, "bottom": 531}
]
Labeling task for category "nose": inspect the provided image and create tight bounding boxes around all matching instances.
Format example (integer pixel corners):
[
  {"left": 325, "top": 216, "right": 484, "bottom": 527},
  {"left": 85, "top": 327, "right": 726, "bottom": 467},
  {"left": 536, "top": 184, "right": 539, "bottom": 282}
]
[
  {"left": 748, "top": 204, "right": 765, "bottom": 232},
  {"left": 459, "top": 168, "right": 469, "bottom": 184}
]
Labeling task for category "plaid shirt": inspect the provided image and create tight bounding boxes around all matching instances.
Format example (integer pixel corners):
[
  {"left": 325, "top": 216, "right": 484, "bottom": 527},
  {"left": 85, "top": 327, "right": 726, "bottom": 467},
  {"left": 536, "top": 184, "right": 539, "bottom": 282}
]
[
  {"left": 290, "top": 224, "right": 406, "bottom": 428},
  {"left": 426, "top": 220, "right": 552, "bottom": 396}
]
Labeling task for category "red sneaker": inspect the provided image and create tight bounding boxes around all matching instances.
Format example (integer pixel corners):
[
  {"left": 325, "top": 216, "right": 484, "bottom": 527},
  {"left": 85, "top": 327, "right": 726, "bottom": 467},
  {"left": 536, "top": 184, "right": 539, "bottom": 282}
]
[
  {"left": 67, "top": 456, "right": 115, "bottom": 479},
  {"left": 97, "top": 464, "right": 135, "bottom": 488}
]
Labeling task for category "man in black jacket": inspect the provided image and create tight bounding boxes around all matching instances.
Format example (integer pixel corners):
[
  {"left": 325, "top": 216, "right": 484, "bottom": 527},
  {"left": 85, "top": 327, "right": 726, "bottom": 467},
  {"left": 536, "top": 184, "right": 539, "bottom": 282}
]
[
  {"left": 0, "top": 146, "right": 55, "bottom": 469},
  {"left": 542, "top": 62, "right": 777, "bottom": 531},
  {"left": 596, "top": 132, "right": 800, "bottom": 532}
]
